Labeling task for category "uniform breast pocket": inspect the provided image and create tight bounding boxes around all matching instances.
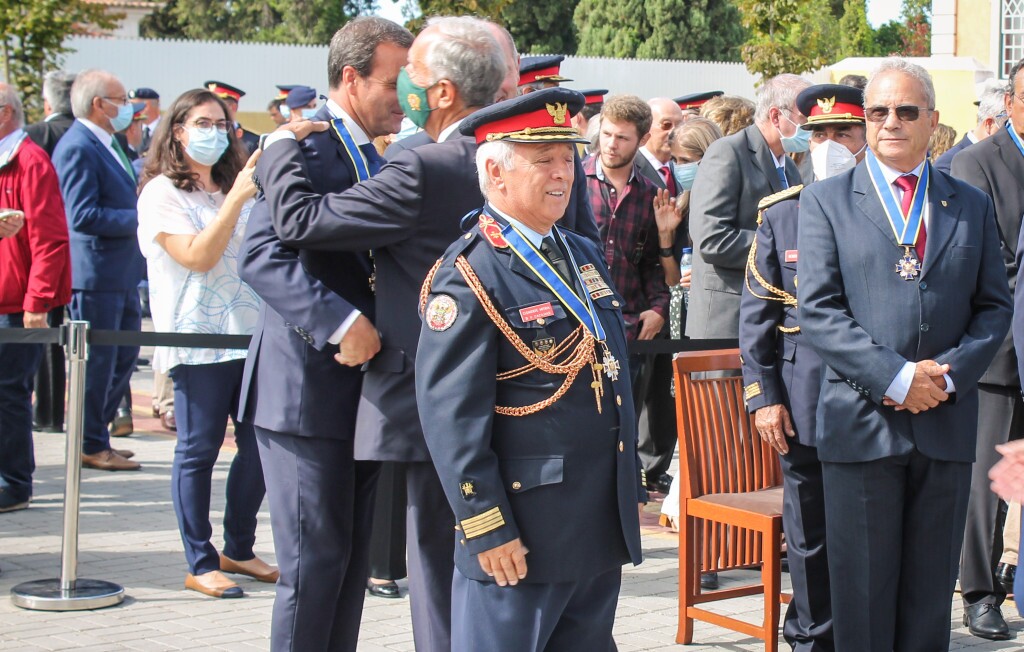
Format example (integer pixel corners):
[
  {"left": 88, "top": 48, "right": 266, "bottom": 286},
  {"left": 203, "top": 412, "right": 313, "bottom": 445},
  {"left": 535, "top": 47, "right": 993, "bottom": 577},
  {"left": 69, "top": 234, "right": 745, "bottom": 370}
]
[
  {"left": 504, "top": 301, "right": 569, "bottom": 330},
  {"left": 499, "top": 456, "right": 564, "bottom": 495}
]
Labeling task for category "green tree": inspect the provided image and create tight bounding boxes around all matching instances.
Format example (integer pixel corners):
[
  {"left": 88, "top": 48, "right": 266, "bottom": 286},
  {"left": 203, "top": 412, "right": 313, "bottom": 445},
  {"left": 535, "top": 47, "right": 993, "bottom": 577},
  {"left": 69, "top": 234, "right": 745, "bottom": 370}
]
[
  {"left": 874, "top": 20, "right": 906, "bottom": 55},
  {"left": 410, "top": 0, "right": 508, "bottom": 32},
  {"left": 899, "top": 0, "right": 930, "bottom": 56},
  {"left": 501, "top": 1, "right": 578, "bottom": 55},
  {"left": 837, "top": 0, "right": 876, "bottom": 58},
  {"left": 574, "top": 0, "right": 648, "bottom": 58},
  {"left": 734, "top": 0, "right": 833, "bottom": 77},
  {"left": 0, "top": 0, "right": 118, "bottom": 121}
]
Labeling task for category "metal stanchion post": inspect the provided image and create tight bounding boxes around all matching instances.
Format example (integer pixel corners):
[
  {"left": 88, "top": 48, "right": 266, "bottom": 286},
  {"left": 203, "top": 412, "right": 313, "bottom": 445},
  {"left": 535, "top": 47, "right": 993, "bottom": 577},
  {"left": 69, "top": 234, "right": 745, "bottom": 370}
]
[{"left": 11, "top": 321, "right": 125, "bottom": 611}]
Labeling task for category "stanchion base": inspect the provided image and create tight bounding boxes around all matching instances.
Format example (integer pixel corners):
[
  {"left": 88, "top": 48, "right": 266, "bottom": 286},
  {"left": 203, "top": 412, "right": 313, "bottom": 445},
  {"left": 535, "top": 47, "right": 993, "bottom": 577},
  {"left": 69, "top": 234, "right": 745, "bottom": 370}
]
[{"left": 10, "top": 578, "right": 125, "bottom": 611}]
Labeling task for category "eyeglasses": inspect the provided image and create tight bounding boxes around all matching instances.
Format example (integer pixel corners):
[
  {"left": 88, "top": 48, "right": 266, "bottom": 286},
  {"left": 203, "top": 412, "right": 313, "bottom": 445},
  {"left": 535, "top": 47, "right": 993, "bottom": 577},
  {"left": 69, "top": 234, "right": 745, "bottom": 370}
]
[
  {"left": 865, "top": 105, "right": 933, "bottom": 123},
  {"left": 102, "top": 96, "right": 129, "bottom": 106},
  {"left": 183, "top": 118, "right": 231, "bottom": 133}
]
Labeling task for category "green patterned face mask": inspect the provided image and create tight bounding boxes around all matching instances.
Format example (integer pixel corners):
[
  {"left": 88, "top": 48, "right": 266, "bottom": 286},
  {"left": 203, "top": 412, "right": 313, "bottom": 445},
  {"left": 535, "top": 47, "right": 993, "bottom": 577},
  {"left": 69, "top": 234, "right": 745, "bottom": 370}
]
[{"left": 397, "top": 68, "right": 437, "bottom": 129}]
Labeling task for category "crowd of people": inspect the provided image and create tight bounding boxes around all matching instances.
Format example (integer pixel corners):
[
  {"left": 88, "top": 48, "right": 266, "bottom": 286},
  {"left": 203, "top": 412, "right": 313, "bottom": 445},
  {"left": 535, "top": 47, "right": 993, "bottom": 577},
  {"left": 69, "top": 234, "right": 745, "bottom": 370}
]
[{"left": 3, "top": 10, "right": 1024, "bottom": 652}]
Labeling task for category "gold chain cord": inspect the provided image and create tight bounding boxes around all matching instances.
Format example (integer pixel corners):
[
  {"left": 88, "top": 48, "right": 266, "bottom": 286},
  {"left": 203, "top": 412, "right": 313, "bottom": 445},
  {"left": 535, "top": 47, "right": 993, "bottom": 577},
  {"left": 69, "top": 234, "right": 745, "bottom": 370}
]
[{"left": 744, "top": 210, "right": 800, "bottom": 334}]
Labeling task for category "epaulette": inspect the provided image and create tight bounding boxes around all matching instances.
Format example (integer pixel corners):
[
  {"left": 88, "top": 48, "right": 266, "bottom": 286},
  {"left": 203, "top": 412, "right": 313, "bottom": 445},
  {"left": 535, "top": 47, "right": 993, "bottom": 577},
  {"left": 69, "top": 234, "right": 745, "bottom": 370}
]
[
  {"left": 746, "top": 186, "right": 801, "bottom": 331},
  {"left": 757, "top": 184, "right": 804, "bottom": 212}
]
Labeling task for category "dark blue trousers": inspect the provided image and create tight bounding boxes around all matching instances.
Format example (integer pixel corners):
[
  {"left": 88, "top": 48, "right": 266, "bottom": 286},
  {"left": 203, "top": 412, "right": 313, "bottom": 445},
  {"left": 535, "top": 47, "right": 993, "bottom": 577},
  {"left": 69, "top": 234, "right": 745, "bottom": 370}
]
[
  {"left": 779, "top": 441, "right": 833, "bottom": 652},
  {"left": 451, "top": 564, "right": 621, "bottom": 652},
  {"left": 0, "top": 312, "right": 43, "bottom": 501},
  {"left": 68, "top": 289, "right": 140, "bottom": 454},
  {"left": 406, "top": 461, "right": 456, "bottom": 652},
  {"left": 169, "top": 360, "right": 265, "bottom": 575},
  {"left": 256, "top": 426, "right": 380, "bottom": 652}
]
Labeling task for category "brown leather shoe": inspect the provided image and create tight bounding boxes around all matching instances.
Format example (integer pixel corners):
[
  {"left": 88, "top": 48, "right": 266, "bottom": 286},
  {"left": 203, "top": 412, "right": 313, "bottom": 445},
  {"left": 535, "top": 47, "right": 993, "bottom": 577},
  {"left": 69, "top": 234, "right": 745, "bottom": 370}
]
[
  {"left": 81, "top": 449, "right": 141, "bottom": 471},
  {"left": 109, "top": 408, "right": 133, "bottom": 437},
  {"left": 113, "top": 449, "right": 135, "bottom": 459},
  {"left": 185, "top": 571, "right": 243, "bottom": 598},
  {"left": 160, "top": 409, "right": 177, "bottom": 432},
  {"left": 220, "top": 554, "right": 280, "bottom": 583}
]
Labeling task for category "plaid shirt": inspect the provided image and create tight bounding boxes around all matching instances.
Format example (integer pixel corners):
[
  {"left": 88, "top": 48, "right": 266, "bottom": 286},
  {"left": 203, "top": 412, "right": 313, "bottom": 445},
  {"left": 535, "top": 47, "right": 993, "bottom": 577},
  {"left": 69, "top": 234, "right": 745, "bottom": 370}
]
[{"left": 583, "top": 156, "right": 669, "bottom": 340}]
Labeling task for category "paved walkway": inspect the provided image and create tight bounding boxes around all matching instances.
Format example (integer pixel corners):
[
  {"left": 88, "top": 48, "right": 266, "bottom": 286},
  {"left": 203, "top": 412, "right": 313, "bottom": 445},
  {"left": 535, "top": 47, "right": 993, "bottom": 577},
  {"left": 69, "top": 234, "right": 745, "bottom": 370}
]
[{"left": 2, "top": 357, "right": 1023, "bottom": 650}]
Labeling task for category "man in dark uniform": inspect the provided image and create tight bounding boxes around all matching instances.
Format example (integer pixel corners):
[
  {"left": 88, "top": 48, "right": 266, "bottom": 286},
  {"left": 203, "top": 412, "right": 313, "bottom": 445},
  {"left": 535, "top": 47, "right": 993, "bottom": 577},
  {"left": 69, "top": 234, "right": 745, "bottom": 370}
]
[
  {"left": 416, "top": 86, "right": 645, "bottom": 652},
  {"left": 205, "top": 81, "right": 259, "bottom": 153},
  {"left": 741, "top": 82, "right": 867, "bottom": 652}
]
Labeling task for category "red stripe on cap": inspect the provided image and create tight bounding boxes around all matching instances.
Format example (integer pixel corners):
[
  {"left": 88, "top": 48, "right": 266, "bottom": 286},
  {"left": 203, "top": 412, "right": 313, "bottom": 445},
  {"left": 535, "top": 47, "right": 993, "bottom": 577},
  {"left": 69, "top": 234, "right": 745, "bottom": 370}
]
[
  {"left": 519, "top": 65, "right": 561, "bottom": 86},
  {"left": 584, "top": 95, "right": 604, "bottom": 105},
  {"left": 677, "top": 99, "right": 711, "bottom": 109},
  {"left": 474, "top": 106, "right": 573, "bottom": 144},
  {"left": 809, "top": 101, "right": 864, "bottom": 119},
  {"left": 208, "top": 84, "right": 241, "bottom": 101}
]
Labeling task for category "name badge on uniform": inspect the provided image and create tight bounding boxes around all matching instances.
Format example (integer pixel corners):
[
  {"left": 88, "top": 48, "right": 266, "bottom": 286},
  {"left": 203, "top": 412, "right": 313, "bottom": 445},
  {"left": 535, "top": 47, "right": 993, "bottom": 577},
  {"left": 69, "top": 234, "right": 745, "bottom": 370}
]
[
  {"left": 519, "top": 302, "right": 555, "bottom": 323},
  {"left": 785, "top": 250, "right": 798, "bottom": 263}
]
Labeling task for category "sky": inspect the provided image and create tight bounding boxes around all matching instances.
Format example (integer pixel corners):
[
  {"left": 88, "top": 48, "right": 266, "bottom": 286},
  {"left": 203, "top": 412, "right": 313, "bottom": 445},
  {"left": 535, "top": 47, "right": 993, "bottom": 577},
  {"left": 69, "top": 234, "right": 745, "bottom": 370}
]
[{"left": 374, "top": 0, "right": 905, "bottom": 30}]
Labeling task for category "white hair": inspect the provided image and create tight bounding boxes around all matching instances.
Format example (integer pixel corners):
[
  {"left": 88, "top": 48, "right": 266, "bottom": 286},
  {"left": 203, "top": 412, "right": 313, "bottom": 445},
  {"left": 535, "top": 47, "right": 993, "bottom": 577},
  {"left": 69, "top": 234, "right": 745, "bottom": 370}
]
[
  {"left": 70, "top": 69, "right": 117, "bottom": 119},
  {"left": 0, "top": 84, "right": 24, "bottom": 128},
  {"left": 42, "top": 70, "right": 76, "bottom": 115},
  {"left": 864, "top": 58, "right": 936, "bottom": 110},
  {"left": 754, "top": 73, "right": 810, "bottom": 123},
  {"left": 423, "top": 16, "right": 505, "bottom": 109},
  {"left": 977, "top": 85, "right": 1006, "bottom": 123},
  {"left": 475, "top": 140, "right": 517, "bottom": 198}
]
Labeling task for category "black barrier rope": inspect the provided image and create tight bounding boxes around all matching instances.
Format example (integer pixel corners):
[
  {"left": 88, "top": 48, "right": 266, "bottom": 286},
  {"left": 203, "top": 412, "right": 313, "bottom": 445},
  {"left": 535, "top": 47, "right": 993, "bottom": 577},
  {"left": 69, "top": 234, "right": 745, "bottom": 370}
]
[{"left": 0, "top": 328, "right": 736, "bottom": 354}]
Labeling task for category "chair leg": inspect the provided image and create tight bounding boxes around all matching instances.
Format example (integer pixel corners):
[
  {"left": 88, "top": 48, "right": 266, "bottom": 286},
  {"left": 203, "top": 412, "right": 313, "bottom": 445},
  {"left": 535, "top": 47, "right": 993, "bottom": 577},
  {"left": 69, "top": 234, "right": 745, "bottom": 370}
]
[
  {"left": 761, "top": 520, "right": 781, "bottom": 652},
  {"left": 677, "top": 512, "right": 696, "bottom": 644}
]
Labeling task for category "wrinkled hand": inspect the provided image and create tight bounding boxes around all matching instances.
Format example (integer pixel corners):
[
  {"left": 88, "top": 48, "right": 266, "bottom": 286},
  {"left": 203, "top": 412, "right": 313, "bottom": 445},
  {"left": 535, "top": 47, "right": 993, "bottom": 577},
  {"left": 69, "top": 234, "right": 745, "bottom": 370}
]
[
  {"left": 991, "top": 439, "right": 1024, "bottom": 502},
  {"left": 477, "top": 538, "right": 529, "bottom": 586},
  {"left": 275, "top": 120, "right": 329, "bottom": 141},
  {"left": 636, "top": 310, "right": 665, "bottom": 341},
  {"left": 0, "top": 209, "right": 25, "bottom": 238},
  {"left": 653, "top": 188, "right": 681, "bottom": 235},
  {"left": 755, "top": 403, "right": 795, "bottom": 455},
  {"left": 232, "top": 149, "right": 262, "bottom": 200},
  {"left": 335, "top": 314, "right": 381, "bottom": 367},
  {"left": 680, "top": 267, "right": 691, "bottom": 290},
  {"left": 23, "top": 311, "right": 48, "bottom": 329},
  {"left": 882, "top": 360, "right": 949, "bottom": 414}
]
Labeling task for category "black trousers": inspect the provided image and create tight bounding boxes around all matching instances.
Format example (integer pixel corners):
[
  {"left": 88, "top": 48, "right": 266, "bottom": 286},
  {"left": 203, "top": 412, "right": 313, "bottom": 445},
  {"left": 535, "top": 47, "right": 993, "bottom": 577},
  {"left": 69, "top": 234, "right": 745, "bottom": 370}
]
[
  {"left": 32, "top": 307, "right": 65, "bottom": 432},
  {"left": 960, "top": 383, "right": 1024, "bottom": 607},
  {"left": 636, "top": 352, "right": 678, "bottom": 478},
  {"left": 368, "top": 461, "right": 407, "bottom": 580}
]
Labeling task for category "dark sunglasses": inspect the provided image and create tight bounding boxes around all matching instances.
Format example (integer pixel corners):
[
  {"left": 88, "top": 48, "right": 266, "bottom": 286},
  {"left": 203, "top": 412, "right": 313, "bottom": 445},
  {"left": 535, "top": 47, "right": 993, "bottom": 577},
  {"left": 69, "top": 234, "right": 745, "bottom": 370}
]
[{"left": 865, "top": 105, "right": 933, "bottom": 123}]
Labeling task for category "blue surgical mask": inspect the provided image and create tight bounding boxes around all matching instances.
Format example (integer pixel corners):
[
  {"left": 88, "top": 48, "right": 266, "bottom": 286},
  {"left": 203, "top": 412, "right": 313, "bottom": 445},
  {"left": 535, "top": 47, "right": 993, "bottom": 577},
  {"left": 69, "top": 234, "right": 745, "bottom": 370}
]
[
  {"left": 107, "top": 100, "right": 134, "bottom": 132},
  {"left": 279, "top": 105, "right": 291, "bottom": 120},
  {"left": 185, "top": 127, "right": 229, "bottom": 166},
  {"left": 672, "top": 162, "right": 698, "bottom": 191},
  {"left": 301, "top": 107, "right": 318, "bottom": 120},
  {"left": 778, "top": 114, "right": 811, "bottom": 153}
]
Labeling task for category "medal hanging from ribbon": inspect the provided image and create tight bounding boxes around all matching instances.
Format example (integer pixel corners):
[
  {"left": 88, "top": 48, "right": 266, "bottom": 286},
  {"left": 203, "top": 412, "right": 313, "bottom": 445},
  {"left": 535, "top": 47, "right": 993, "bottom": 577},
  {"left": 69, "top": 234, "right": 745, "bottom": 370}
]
[
  {"left": 499, "top": 219, "right": 619, "bottom": 413},
  {"left": 864, "top": 149, "right": 929, "bottom": 281}
]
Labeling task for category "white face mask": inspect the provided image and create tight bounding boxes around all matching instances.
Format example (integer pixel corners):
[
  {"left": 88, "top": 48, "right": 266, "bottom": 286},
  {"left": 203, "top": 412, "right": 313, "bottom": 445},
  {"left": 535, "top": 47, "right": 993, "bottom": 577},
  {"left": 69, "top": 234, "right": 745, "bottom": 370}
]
[{"left": 810, "top": 139, "right": 862, "bottom": 180}]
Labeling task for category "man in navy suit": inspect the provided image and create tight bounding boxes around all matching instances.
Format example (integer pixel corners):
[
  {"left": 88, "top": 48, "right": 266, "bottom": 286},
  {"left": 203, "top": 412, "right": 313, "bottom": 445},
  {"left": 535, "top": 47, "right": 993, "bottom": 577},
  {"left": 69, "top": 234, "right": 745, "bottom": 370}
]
[
  {"left": 51, "top": 69, "right": 143, "bottom": 471},
  {"left": 797, "top": 59, "right": 1012, "bottom": 651},
  {"left": 237, "top": 17, "right": 413, "bottom": 652},
  {"left": 254, "top": 16, "right": 505, "bottom": 651}
]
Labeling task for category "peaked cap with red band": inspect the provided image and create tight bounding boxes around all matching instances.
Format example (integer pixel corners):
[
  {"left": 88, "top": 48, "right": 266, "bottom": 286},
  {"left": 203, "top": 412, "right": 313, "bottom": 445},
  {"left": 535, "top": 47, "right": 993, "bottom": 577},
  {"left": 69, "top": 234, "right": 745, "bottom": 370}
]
[
  {"left": 673, "top": 90, "right": 723, "bottom": 110},
  {"left": 797, "top": 83, "right": 865, "bottom": 129},
  {"left": 460, "top": 87, "right": 589, "bottom": 145},
  {"left": 518, "top": 55, "right": 573, "bottom": 86},
  {"left": 274, "top": 84, "right": 298, "bottom": 101},
  {"left": 578, "top": 89, "right": 608, "bottom": 106},
  {"left": 204, "top": 81, "right": 246, "bottom": 102}
]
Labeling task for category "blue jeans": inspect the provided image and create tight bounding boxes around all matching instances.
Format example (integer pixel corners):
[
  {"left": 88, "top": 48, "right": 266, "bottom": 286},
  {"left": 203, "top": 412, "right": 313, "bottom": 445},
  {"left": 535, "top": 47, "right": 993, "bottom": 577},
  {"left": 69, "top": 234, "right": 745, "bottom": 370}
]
[
  {"left": 169, "top": 359, "right": 265, "bottom": 574},
  {"left": 0, "top": 312, "right": 43, "bottom": 500}
]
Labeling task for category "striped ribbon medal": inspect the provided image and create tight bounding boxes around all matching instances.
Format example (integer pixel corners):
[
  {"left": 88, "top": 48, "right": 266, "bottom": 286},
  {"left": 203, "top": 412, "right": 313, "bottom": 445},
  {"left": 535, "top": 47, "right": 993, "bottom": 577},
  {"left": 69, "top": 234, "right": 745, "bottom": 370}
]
[{"left": 864, "top": 149, "right": 929, "bottom": 280}]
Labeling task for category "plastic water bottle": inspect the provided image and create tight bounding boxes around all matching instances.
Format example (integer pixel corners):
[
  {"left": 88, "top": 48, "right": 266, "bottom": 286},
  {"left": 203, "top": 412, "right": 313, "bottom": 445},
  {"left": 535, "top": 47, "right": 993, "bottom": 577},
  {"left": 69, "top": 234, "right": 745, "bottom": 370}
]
[{"left": 680, "top": 247, "right": 693, "bottom": 309}]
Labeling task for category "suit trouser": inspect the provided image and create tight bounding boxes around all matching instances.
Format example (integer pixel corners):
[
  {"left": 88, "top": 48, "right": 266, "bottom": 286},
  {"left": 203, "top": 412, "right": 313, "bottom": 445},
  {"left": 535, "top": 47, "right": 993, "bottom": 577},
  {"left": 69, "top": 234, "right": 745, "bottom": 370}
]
[
  {"left": 256, "top": 427, "right": 380, "bottom": 652},
  {"left": 32, "top": 307, "right": 65, "bottom": 431},
  {"left": 368, "top": 461, "right": 408, "bottom": 580},
  {"left": 0, "top": 313, "right": 43, "bottom": 501},
  {"left": 68, "top": 289, "right": 140, "bottom": 455},
  {"left": 636, "top": 352, "right": 678, "bottom": 478},
  {"left": 960, "top": 384, "right": 1024, "bottom": 607},
  {"left": 169, "top": 360, "right": 264, "bottom": 575},
  {"left": 779, "top": 441, "right": 832, "bottom": 652},
  {"left": 451, "top": 565, "right": 620, "bottom": 652},
  {"left": 822, "top": 450, "right": 971, "bottom": 652},
  {"left": 405, "top": 461, "right": 455, "bottom": 652}
]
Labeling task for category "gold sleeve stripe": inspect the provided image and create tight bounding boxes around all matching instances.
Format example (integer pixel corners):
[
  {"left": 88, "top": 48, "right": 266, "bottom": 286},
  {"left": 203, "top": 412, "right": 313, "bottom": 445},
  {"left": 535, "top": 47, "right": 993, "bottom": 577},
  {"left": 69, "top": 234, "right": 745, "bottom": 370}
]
[{"left": 461, "top": 506, "right": 505, "bottom": 539}]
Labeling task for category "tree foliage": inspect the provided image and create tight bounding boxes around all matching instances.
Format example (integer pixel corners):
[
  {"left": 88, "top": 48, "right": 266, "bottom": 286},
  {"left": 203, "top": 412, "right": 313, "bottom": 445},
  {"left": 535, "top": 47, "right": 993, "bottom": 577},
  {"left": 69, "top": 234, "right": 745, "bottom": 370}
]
[
  {"left": 408, "top": 0, "right": 507, "bottom": 32},
  {"left": 837, "top": 0, "right": 876, "bottom": 59},
  {"left": 734, "top": 0, "right": 833, "bottom": 77},
  {"left": 0, "top": 0, "right": 118, "bottom": 122},
  {"left": 574, "top": 0, "right": 744, "bottom": 61},
  {"left": 500, "top": 1, "right": 578, "bottom": 55}
]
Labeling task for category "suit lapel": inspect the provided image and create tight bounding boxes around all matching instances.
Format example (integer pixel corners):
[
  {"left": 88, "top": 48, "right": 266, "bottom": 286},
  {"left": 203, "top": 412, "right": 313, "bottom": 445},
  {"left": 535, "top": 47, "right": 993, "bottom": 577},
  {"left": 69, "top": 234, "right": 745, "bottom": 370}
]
[
  {"left": 920, "top": 168, "right": 961, "bottom": 281},
  {"left": 994, "top": 128, "right": 1024, "bottom": 180},
  {"left": 852, "top": 163, "right": 900, "bottom": 243},
  {"left": 749, "top": 125, "right": 784, "bottom": 193},
  {"left": 80, "top": 124, "right": 133, "bottom": 185}
]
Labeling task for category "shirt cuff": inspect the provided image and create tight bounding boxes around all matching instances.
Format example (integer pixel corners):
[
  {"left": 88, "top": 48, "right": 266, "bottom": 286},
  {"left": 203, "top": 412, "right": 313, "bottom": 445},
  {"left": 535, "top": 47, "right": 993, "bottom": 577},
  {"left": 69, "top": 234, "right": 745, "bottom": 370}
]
[
  {"left": 263, "top": 131, "right": 297, "bottom": 149},
  {"left": 885, "top": 361, "right": 916, "bottom": 405},
  {"left": 327, "top": 310, "right": 362, "bottom": 346},
  {"left": 944, "top": 373, "right": 955, "bottom": 394}
]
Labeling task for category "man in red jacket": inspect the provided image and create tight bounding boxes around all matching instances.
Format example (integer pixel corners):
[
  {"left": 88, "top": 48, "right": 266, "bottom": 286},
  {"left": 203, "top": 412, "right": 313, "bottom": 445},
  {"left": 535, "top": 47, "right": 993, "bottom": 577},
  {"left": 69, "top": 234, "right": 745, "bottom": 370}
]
[{"left": 0, "top": 83, "right": 71, "bottom": 512}]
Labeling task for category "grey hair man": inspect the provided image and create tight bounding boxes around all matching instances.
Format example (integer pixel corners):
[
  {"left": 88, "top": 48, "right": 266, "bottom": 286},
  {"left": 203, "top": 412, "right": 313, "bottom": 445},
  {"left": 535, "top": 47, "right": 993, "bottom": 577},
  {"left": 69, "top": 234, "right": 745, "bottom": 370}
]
[
  {"left": 25, "top": 70, "right": 77, "bottom": 157},
  {"left": 934, "top": 83, "right": 1007, "bottom": 173},
  {"left": 686, "top": 72, "right": 810, "bottom": 340}
]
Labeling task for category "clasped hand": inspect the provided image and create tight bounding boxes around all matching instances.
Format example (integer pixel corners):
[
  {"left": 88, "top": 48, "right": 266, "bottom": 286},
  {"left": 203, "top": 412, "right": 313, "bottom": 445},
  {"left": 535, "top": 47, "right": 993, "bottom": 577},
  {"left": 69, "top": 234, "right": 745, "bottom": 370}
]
[
  {"left": 477, "top": 538, "right": 529, "bottom": 587},
  {"left": 881, "top": 360, "right": 949, "bottom": 414}
]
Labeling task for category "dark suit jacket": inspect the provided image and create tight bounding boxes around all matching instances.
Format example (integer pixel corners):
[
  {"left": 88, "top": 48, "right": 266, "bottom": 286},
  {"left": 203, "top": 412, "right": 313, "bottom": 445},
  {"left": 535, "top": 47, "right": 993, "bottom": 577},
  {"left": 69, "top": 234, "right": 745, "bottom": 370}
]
[
  {"left": 635, "top": 151, "right": 668, "bottom": 190},
  {"left": 25, "top": 113, "right": 74, "bottom": 158},
  {"left": 416, "top": 211, "right": 643, "bottom": 582},
  {"left": 797, "top": 163, "right": 1011, "bottom": 464},
  {"left": 933, "top": 134, "right": 973, "bottom": 175},
  {"left": 951, "top": 125, "right": 1024, "bottom": 387},
  {"left": 688, "top": 123, "right": 799, "bottom": 339},
  {"left": 255, "top": 131, "right": 486, "bottom": 462},
  {"left": 51, "top": 121, "right": 144, "bottom": 291},
  {"left": 740, "top": 195, "right": 820, "bottom": 447},
  {"left": 238, "top": 106, "right": 375, "bottom": 439}
]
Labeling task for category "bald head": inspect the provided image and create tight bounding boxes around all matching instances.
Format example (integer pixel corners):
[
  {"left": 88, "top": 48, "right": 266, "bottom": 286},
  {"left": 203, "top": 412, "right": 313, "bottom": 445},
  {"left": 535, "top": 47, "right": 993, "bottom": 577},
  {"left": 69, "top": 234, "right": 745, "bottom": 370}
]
[{"left": 645, "top": 97, "right": 684, "bottom": 163}]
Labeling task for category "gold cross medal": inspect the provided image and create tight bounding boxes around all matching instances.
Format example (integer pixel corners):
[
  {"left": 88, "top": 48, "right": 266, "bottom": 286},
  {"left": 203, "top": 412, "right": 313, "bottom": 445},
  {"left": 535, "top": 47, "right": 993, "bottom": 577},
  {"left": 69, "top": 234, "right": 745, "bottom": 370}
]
[
  {"left": 601, "top": 343, "right": 620, "bottom": 381},
  {"left": 895, "top": 247, "right": 921, "bottom": 281}
]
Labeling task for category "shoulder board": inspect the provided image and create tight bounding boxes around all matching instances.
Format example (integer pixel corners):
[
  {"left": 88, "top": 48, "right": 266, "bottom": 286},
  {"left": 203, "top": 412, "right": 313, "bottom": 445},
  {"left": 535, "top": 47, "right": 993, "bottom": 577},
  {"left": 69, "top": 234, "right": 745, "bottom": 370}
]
[{"left": 757, "top": 184, "right": 804, "bottom": 212}]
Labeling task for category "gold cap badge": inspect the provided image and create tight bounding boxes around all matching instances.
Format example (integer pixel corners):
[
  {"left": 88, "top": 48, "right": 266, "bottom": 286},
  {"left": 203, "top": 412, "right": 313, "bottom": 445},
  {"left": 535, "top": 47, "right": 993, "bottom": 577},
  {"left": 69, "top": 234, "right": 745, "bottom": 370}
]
[
  {"left": 546, "top": 102, "right": 567, "bottom": 125},
  {"left": 817, "top": 96, "right": 836, "bottom": 114}
]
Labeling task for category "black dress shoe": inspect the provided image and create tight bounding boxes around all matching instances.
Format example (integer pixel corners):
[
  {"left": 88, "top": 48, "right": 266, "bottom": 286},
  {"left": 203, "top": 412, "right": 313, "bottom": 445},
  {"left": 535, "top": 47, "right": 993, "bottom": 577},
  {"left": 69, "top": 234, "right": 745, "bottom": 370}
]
[
  {"left": 367, "top": 580, "right": 400, "bottom": 598},
  {"left": 700, "top": 571, "right": 719, "bottom": 590},
  {"left": 646, "top": 473, "right": 673, "bottom": 494},
  {"left": 995, "top": 562, "right": 1016, "bottom": 595},
  {"left": 963, "top": 603, "right": 1010, "bottom": 640}
]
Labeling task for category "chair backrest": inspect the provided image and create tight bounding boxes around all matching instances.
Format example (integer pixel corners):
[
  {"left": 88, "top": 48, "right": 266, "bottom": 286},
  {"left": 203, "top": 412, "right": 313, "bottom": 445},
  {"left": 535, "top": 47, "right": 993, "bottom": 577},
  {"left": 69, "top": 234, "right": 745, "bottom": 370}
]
[{"left": 673, "top": 349, "right": 782, "bottom": 500}]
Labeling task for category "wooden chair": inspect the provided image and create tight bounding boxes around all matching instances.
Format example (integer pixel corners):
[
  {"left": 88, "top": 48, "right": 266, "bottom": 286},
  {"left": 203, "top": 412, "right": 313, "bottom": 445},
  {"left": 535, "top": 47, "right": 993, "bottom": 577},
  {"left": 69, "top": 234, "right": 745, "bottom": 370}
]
[{"left": 672, "top": 349, "right": 787, "bottom": 651}]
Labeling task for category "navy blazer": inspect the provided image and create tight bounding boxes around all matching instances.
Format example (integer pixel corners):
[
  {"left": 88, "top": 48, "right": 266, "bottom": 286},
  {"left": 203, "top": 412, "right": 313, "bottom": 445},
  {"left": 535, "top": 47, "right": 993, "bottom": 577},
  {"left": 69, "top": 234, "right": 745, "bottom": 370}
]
[
  {"left": 740, "top": 194, "right": 821, "bottom": 447},
  {"left": 255, "top": 131, "right": 488, "bottom": 462},
  {"left": 416, "top": 212, "right": 644, "bottom": 583},
  {"left": 51, "top": 120, "right": 144, "bottom": 291},
  {"left": 238, "top": 106, "right": 375, "bottom": 439},
  {"left": 797, "top": 163, "right": 1011, "bottom": 464},
  {"left": 933, "top": 134, "right": 973, "bottom": 175}
]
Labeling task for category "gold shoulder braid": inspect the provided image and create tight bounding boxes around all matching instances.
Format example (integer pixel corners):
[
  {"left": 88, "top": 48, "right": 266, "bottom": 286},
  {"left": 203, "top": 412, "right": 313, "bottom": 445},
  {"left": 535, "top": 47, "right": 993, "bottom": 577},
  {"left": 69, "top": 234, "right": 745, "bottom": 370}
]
[{"left": 745, "top": 185, "right": 803, "bottom": 334}]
